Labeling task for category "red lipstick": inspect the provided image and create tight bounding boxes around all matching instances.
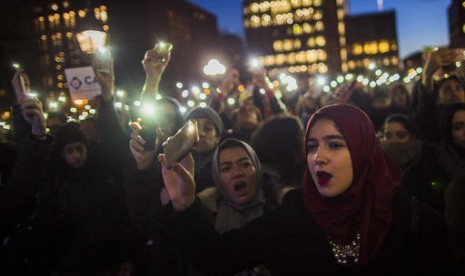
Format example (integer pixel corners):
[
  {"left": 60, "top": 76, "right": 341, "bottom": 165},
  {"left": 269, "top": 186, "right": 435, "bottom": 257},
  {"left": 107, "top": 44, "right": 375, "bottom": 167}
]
[{"left": 316, "top": 171, "right": 332, "bottom": 186}]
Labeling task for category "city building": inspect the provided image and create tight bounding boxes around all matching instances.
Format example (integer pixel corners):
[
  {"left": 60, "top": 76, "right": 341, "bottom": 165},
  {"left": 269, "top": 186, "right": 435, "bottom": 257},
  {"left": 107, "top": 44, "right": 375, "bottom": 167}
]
[
  {"left": 0, "top": 0, "right": 220, "bottom": 107},
  {"left": 344, "top": 11, "right": 399, "bottom": 74},
  {"left": 243, "top": 0, "right": 349, "bottom": 77},
  {"left": 449, "top": 0, "right": 465, "bottom": 48}
]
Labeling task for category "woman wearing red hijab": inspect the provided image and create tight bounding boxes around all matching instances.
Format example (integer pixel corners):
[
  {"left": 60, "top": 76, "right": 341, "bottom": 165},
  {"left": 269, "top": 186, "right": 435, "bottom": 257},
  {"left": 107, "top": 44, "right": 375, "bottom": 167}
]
[{"left": 158, "top": 104, "right": 453, "bottom": 274}]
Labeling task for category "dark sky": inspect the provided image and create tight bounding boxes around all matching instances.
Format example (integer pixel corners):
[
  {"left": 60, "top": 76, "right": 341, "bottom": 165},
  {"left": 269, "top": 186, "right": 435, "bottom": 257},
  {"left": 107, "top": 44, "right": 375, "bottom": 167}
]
[{"left": 187, "top": 0, "right": 451, "bottom": 59}]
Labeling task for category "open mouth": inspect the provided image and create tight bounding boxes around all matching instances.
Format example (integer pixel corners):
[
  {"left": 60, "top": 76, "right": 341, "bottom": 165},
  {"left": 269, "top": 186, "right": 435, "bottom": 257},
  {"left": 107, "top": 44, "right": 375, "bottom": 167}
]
[
  {"left": 316, "top": 171, "right": 332, "bottom": 185},
  {"left": 233, "top": 181, "right": 247, "bottom": 192}
]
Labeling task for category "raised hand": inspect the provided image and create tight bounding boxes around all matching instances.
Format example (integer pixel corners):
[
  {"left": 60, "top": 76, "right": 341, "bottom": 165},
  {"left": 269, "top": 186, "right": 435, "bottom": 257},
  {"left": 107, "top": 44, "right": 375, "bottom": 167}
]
[
  {"left": 21, "top": 98, "right": 47, "bottom": 139},
  {"left": 12, "top": 70, "right": 31, "bottom": 104},
  {"left": 129, "top": 119, "right": 157, "bottom": 170},
  {"left": 332, "top": 84, "right": 354, "bottom": 104},
  {"left": 91, "top": 54, "right": 115, "bottom": 101},
  {"left": 141, "top": 48, "right": 171, "bottom": 97},
  {"left": 158, "top": 153, "right": 196, "bottom": 212}
]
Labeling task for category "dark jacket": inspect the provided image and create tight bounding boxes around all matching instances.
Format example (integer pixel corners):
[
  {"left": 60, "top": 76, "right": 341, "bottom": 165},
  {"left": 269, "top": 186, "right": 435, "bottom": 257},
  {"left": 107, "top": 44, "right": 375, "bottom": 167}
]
[{"left": 163, "top": 188, "right": 455, "bottom": 275}]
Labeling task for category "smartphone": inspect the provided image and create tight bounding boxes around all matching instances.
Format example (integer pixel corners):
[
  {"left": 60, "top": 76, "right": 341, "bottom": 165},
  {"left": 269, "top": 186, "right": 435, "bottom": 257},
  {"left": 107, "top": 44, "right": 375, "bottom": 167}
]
[
  {"left": 139, "top": 100, "right": 159, "bottom": 151},
  {"left": 13, "top": 63, "right": 30, "bottom": 93},
  {"left": 96, "top": 47, "right": 112, "bottom": 73},
  {"left": 163, "top": 120, "right": 199, "bottom": 168},
  {"left": 154, "top": 42, "right": 173, "bottom": 62}
]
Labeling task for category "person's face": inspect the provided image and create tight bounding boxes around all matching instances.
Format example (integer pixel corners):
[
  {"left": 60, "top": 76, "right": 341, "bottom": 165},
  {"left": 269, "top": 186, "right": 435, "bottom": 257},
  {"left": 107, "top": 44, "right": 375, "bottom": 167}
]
[
  {"left": 63, "top": 142, "right": 87, "bottom": 168},
  {"left": 306, "top": 118, "right": 353, "bottom": 198},
  {"left": 47, "top": 117, "right": 64, "bottom": 137},
  {"left": 194, "top": 118, "right": 220, "bottom": 153},
  {"left": 237, "top": 104, "right": 258, "bottom": 129},
  {"left": 392, "top": 88, "right": 408, "bottom": 107},
  {"left": 382, "top": 122, "right": 412, "bottom": 144},
  {"left": 158, "top": 102, "right": 178, "bottom": 136},
  {"left": 451, "top": 110, "right": 465, "bottom": 150},
  {"left": 219, "top": 147, "right": 257, "bottom": 205},
  {"left": 438, "top": 79, "right": 465, "bottom": 105}
]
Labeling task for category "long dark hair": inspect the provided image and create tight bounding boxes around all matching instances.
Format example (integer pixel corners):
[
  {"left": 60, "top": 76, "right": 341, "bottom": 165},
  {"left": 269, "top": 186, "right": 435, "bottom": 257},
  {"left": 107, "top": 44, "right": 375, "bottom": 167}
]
[{"left": 251, "top": 114, "right": 305, "bottom": 184}]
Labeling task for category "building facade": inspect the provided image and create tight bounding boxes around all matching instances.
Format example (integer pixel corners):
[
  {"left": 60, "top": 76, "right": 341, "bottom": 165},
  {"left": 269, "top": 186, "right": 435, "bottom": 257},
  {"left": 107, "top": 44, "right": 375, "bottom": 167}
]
[
  {"left": 243, "top": 0, "right": 348, "bottom": 77},
  {"left": 344, "top": 11, "right": 399, "bottom": 74},
  {"left": 449, "top": 0, "right": 465, "bottom": 48},
  {"left": 0, "top": 0, "right": 220, "bottom": 105}
]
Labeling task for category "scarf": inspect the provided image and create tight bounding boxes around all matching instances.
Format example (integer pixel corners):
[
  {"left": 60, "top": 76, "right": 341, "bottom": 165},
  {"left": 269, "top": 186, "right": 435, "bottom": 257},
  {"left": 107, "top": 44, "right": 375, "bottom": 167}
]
[{"left": 302, "top": 104, "right": 402, "bottom": 265}]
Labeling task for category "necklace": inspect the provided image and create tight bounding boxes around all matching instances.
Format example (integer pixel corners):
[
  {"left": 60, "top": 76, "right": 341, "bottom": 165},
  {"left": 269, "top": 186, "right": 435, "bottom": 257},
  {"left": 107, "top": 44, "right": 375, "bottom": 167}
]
[{"left": 327, "top": 232, "right": 360, "bottom": 265}]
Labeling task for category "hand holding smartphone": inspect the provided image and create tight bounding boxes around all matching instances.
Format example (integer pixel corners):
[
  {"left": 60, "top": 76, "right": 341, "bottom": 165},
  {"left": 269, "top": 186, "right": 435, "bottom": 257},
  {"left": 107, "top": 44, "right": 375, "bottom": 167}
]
[
  {"left": 95, "top": 47, "right": 112, "bottom": 73},
  {"left": 163, "top": 120, "right": 199, "bottom": 168},
  {"left": 154, "top": 42, "right": 173, "bottom": 62}
]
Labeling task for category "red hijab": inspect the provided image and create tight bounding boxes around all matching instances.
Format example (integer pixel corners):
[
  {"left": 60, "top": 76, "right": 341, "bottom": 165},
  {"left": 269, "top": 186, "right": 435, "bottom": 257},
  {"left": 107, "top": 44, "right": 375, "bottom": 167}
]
[{"left": 303, "top": 104, "right": 402, "bottom": 265}]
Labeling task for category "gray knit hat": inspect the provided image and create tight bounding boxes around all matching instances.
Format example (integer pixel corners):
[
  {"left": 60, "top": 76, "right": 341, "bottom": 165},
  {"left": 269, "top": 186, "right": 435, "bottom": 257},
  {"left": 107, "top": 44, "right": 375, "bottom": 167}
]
[{"left": 185, "top": 106, "right": 224, "bottom": 137}]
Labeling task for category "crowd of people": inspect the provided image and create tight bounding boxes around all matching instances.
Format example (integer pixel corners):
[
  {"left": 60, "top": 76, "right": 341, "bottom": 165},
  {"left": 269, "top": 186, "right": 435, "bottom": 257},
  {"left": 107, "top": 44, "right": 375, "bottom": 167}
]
[{"left": 0, "top": 44, "right": 464, "bottom": 275}]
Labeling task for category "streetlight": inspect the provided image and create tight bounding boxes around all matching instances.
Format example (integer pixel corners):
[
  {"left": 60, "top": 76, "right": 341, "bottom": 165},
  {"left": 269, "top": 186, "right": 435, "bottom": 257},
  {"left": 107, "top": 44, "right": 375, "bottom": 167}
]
[
  {"left": 203, "top": 59, "right": 226, "bottom": 76},
  {"left": 76, "top": 8, "right": 107, "bottom": 53}
]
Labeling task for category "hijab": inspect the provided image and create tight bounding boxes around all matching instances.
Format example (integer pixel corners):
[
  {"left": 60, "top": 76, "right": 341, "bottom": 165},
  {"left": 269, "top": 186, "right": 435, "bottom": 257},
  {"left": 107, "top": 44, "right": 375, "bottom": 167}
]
[
  {"left": 212, "top": 138, "right": 266, "bottom": 233},
  {"left": 303, "top": 104, "right": 402, "bottom": 265}
]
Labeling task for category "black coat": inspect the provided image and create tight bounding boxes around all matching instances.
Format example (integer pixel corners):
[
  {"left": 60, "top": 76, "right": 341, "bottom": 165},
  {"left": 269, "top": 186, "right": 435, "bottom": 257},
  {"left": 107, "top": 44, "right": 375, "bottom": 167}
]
[{"left": 164, "top": 188, "right": 456, "bottom": 275}]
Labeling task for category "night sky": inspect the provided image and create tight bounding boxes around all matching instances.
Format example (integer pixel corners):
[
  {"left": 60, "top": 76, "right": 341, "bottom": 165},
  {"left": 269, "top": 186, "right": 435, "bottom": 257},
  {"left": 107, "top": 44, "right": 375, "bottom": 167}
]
[{"left": 187, "top": 0, "right": 451, "bottom": 59}]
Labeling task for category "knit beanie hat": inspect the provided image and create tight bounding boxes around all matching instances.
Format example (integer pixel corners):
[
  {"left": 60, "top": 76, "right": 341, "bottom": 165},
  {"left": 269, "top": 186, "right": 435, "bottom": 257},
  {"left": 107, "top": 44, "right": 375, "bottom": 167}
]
[
  {"left": 54, "top": 122, "right": 88, "bottom": 154},
  {"left": 185, "top": 106, "right": 224, "bottom": 137}
]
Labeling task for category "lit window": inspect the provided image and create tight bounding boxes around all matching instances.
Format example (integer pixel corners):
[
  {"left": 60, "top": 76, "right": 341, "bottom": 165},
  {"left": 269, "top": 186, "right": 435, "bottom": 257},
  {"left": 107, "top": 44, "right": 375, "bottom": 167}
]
[
  {"left": 100, "top": 11, "right": 108, "bottom": 22},
  {"left": 294, "top": 39, "right": 301, "bottom": 49},
  {"left": 307, "top": 37, "right": 315, "bottom": 48},
  {"left": 274, "top": 40, "right": 283, "bottom": 51},
  {"left": 251, "top": 3, "right": 259, "bottom": 13},
  {"left": 378, "top": 40, "right": 390, "bottom": 53},
  {"left": 315, "top": 21, "right": 324, "bottom": 31},
  {"left": 364, "top": 42, "right": 378, "bottom": 55},
  {"left": 48, "top": 15, "right": 55, "bottom": 22},
  {"left": 306, "top": 50, "right": 318, "bottom": 63},
  {"left": 296, "top": 51, "right": 306, "bottom": 63},
  {"left": 100, "top": 5, "right": 107, "bottom": 11},
  {"left": 63, "top": 1, "right": 70, "bottom": 8},
  {"left": 340, "top": 37, "right": 346, "bottom": 46},
  {"left": 338, "top": 22, "right": 345, "bottom": 34},
  {"left": 283, "top": 39, "right": 293, "bottom": 51},
  {"left": 391, "top": 42, "right": 398, "bottom": 51},
  {"left": 391, "top": 56, "right": 399, "bottom": 66},
  {"left": 293, "top": 24, "right": 303, "bottom": 35},
  {"left": 318, "top": 49, "right": 327, "bottom": 61},
  {"left": 315, "top": 36, "right": 326, "bottom": 46},
  {"left": 41, "top": 35, "right": 47, "bottom": 40},
  {"left": 314, "top": 10, "right": 322, "bottom": 20},
  {"left": 318, "top": 63, "right": 328, "bottom": 74},
  {"left": 348, "top": 60, "right": 356, "bottom": 70},
  {"left": 383, "top": 57, "right": 390, "bottom": 66},
  {"left": 337, "top": 0, "right": 344, "bottom": 6},
  {"left": 303, "top": 23, "right": 312, "bottom": 33},
  {"left": 291, "top": 0, "right": 301, "bottom": 8},
  {"left": 103, "top": 25, "right": 109, "bottom": 31},
  {"left": 260, "top": 1, "right": 270, "bottom": 11},
  {"left": 302, "top": 0, "right": 312, "bottom": 7},
  {"left": 341, "top": 62, "right": 348, "bottom": 73},
  {"left": 337, "top": 9, "right": 344, "bottom": 20},
  {"left": 78, "top": 10, "right": 86, "bottom": 18},
  {"left": 66, "top": 32, "right": 73, "bottom": 38},
  {"left": 353, "top": 44, "right": 363, "bottom": 55},
  {"left": 265, "top": 55, "right": 275, "bottom": 66},
  {"left": 287, "top": 53, "right": 296, "bottom": 65},
  {"left": 276, "top": 54, "right": 286, "bottom": 65},
  {"left": 314, "top": 0, "right": 322, "bottom": 7},
  {"left": 51, "top": 3, "right": 58, "bottom": 11},
  {"left": 340, "top": 49, "right": 347, "bottom": 60},
  {"left": 251, "top": 15, "right": 260, "bottom": 27}
]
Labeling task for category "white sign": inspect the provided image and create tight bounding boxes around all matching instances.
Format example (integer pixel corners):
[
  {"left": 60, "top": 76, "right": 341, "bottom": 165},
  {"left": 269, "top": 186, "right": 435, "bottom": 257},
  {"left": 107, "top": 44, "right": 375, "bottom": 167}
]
[{"left": 64, "top": 66, "right": 101, "bottom": 101}]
